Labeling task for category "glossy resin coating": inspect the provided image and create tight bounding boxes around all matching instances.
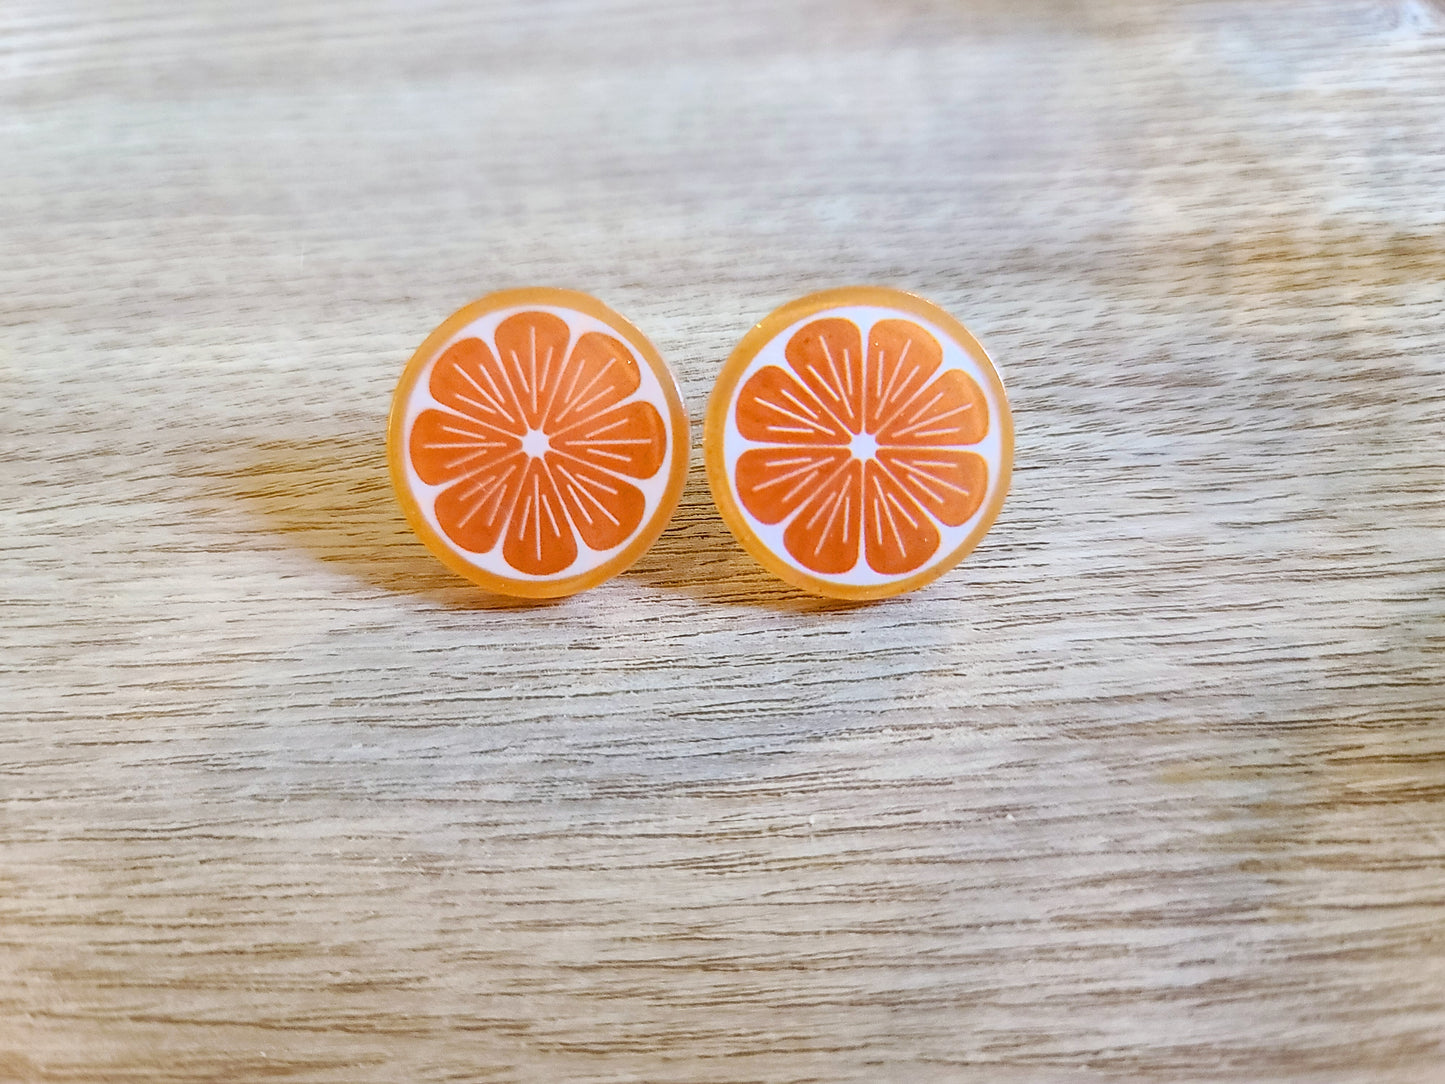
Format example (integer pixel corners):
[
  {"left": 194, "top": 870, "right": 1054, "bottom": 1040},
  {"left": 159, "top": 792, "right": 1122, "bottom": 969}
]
[
  {"left": 705, "top": 288, "right": 1012, "bottom": 600},
  {"left": 389, "top": 289, "right": 689, "bottom": 597}
]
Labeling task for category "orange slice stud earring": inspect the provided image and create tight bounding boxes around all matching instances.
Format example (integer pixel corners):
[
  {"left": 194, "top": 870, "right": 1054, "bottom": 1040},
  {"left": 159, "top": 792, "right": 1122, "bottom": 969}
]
[
  {"left": 704, "top": 287, "right": 1013, "bottom": 600},
  {"left": 388, "top": 288, "right": 689, "bottom": 598}
]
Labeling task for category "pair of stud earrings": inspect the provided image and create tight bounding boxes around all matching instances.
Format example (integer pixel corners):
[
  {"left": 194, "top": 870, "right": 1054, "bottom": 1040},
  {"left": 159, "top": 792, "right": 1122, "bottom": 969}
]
[{"left": 387, "top": 286, "right": 1013, "bottom": 601}]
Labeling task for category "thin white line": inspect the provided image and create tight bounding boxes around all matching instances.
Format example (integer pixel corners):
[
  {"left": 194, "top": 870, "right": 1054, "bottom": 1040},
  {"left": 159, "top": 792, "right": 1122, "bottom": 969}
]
[
  {"left": 776, "top": 468, "right": 825, "bottom": 509},
  {"left": 455, "top": 462, "right": 518, "bottom": 528},
  {"left": 553, "top": 355, "right": 617, "bottom": 425},
  {"left": 508, "top": 349, "right": 528, "bottom": 414},
  {"left": 812, "top": 483, "right": 848, "bottom": 554},
  {"left": 514, "top": 484, "right": 533, "bottom": 545},
  {"left": 528, "top": 326, "right": 539, "bottom": 416},
  {"left": 555, "top": 461, "right": 622, "bottom": 526},
  {"left": 888, "top": 460, "right": 956, "bottom": 499},
  {"left": 896, "top": 387, "right": 947, "bottom": 428},
  {"left": 897, "top": 494, "right": 921, "bottom": 529},
  {"left": 804, "top": 486, "right": 833, "bottom": 530},
  {"left": 564, "top": 383, "right": 622, "bottom": 427},
  {"left": 873, "top": 369, "right": 948, "bottom": 435},
  {"left": 538, "top": 343, "right": 555, "bottom": 414},
  {"left": 817, "top": 337, "right": 850, "bottom": 421},
  {"left": 579, "top": 448, "right": 630, "bottom": 464},
  {"left": 897, "top": 425, "right": 969, "bottom": 441},
  {"left": 531, "top": 474, "right": 543, "bottom": 561},
  {"left": 889, "top": 401, "right": 975, "bottom": 439},
  {"left": 455, "top": 459, "right": 517, "bottom": 503},
  {"left": 549, "top": 352, "right": 591, "bottom": 423},
  {"left": 448, "top": 391, "right": 507, "bottom": 421},
  {"left": 555, "top": 415, "right": 632, "bottom": 442},
  {"left": 426, "top": 439, "right": 511, "bottom": 451},
  {"left": 878, "top": 479, "right": 907, "bottom": 556},
  {"left": 540, "top": 477, "right": 562, "bottom": 538},
  {"left": 890, "top": 455, "right": 969, "bottom": 468},
  {"left": 871, "top": 338, "right": 913, "bottom": 422},
  {"left": 750, "top": 455, "right": 820, "bottom": 468},
  {"left": 455, "top": 365, "right": 507, "bottom": 414},
  {"left": 438, "top": 446, "right": 508, "bottom": 472},
  {"left": 562, "top": 438, "right": 652, "bottom": 447},
  {"left": 435, "top": 417, "right": 521, "bottom": 442},
  {"left": 759, "top": 398, "right": 836, "bottom": 434},
  {"left": 539, "top": 344, "right": 567, "bottom": 424},
  {"left": 467, "top": 352, "right": 518, "bottom": 418},
  {"left": 559, "top": 475, "right": 593, "bottom": 526},
  {"left": 763, "top": 424, "right": 840, "bottom": 437},
  {"left": 786, "top": 457, "right": 854, "bottom": 529},
  {"left": 776, "top": 385, "right": 829, "bottom": 424},
  {"left": 554, "top": 458, "right": 620, "bottom": 498},
  {"left": 752, "top": 457, "right": 835, "bottom": 492}
]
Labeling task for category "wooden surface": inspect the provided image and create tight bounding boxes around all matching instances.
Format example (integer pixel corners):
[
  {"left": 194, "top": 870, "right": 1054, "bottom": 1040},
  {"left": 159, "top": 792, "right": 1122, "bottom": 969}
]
[{"left": 2, "top": 1, "right": 1443, "bottom": 1081}]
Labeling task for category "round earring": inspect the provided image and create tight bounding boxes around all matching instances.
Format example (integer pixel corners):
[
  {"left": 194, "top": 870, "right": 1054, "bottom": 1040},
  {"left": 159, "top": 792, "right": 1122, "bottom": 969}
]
[
  {"left": 389, "top": 288, "right": 689, "bottom": 598},
  {"left": 704, "top": 287, "right": 1013, "bottom": 601}
]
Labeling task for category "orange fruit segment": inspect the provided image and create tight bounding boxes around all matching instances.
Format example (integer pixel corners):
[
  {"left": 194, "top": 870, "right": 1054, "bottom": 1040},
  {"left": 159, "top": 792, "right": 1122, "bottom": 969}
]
[
  {"left": 705, "top": 287, "right": 1012, "bottom": 600},
  {"left": 389, "top": 290, "right": 688, "bottom": 597}
]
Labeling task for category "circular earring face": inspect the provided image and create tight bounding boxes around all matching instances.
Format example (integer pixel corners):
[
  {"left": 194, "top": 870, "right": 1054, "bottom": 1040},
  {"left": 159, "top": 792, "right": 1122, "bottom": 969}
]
[
  {"left": 389, "top": 289, "right": 689, "bottom": 598},
  {"left": 705, "top": 287, "right": 1012, "bottom": 601}
]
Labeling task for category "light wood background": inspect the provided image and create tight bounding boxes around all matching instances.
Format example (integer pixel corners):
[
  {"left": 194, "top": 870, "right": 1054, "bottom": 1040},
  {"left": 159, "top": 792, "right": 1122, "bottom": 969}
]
[{"left": 2, "top": 1, "right": 1443, "bottom": 1081}]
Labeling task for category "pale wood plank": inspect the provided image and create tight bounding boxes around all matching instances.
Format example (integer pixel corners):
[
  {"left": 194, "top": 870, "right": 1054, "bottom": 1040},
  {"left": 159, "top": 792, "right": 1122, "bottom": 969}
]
[{"left": 1, "top": 1, "right": 1442, "bottom": 1081}]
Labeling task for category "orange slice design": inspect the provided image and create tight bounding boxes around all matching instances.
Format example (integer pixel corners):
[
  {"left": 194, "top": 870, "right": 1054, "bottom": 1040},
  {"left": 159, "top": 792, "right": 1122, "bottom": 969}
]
[
  {"left": 733, "top": 315, "right": 990, "bottom": 578},
  {"left": 391, "top": 291, "right": 687, "bottom": 596}
]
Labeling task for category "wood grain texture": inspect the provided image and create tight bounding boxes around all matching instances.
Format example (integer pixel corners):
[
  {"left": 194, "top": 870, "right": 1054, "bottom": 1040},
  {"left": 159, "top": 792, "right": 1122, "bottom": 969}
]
[{"left": 2, "top": 1, "right": 1443, "bottom": 1081}]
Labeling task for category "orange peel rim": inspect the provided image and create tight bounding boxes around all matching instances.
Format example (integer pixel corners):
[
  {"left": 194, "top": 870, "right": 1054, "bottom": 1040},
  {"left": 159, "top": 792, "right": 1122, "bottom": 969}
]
[
  {"left": 704, "top": 287, "right": 1013, "bottom": 601},
  {"left": 388, "top": 288, "right": 690, "bottom": 598}
]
